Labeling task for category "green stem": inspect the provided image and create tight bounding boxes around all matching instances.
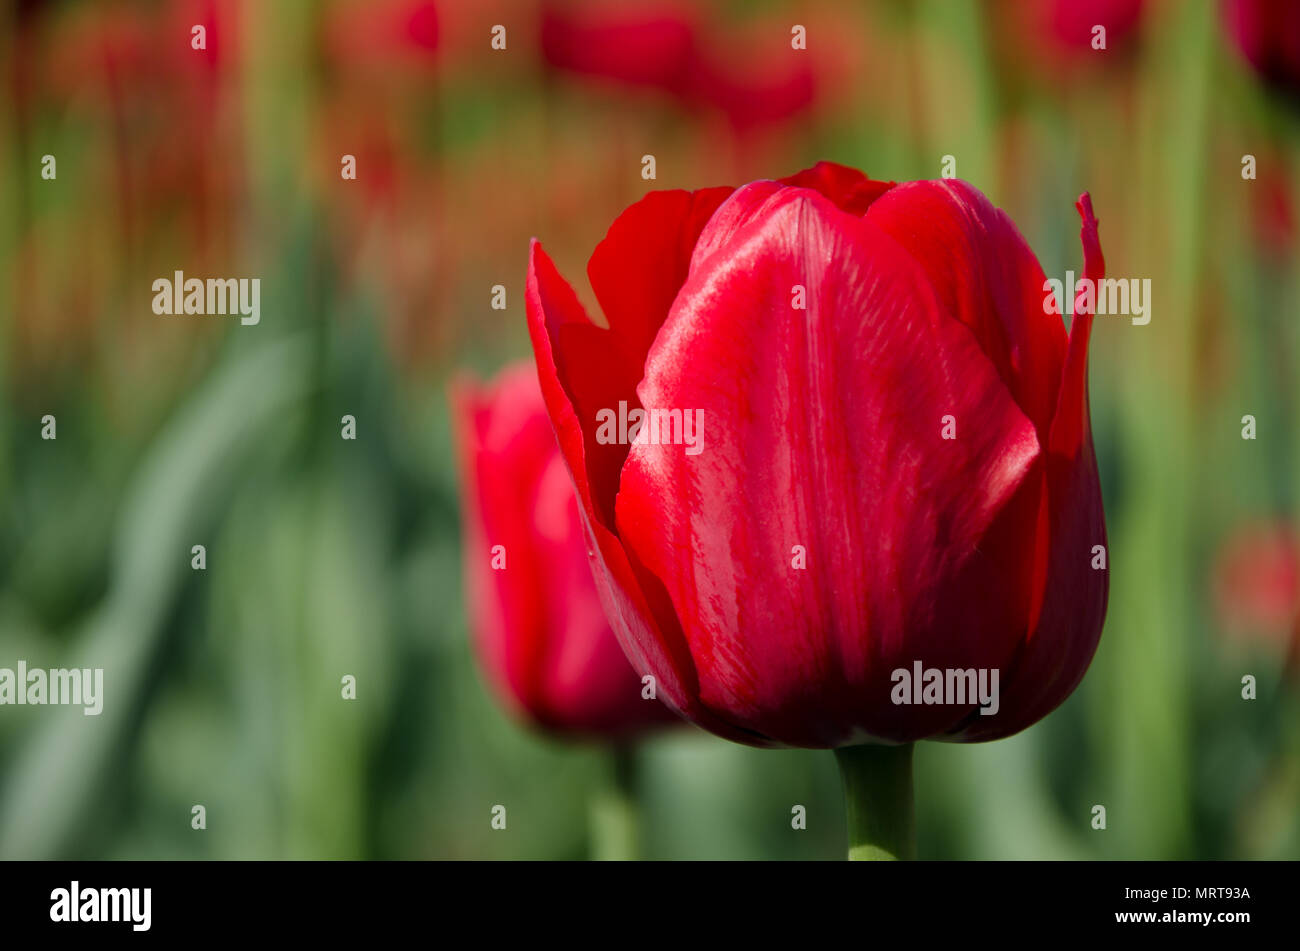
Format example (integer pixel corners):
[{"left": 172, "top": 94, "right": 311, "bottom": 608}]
[
  {"left": 589, "top": 746, "right": 640, "bottom": 861},
  {"left": 834, "top": 743, "right": 916, "bottom": 861}
]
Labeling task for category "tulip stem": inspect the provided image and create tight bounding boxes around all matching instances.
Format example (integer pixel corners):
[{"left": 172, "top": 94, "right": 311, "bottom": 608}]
[
  {"left": 834, "top": 743, "right": 916, "bottom": 861},
  {"left": 590, "top": 746, "right": 640, "bottom": 861}
]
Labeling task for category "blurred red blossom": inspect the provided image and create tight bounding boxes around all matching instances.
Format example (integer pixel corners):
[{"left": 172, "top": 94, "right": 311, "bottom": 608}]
[
  {"left": 988, "top": 0, "right": 1147, "bottom": 90},
  {"left": 1252, "top": 155, "right": 1297, "bottom": 258},
  {"left": 1046, "top": 0, "right": 1145, "bottom": 52},
  {"left": 540, "top": 0, "right": 815, "bottom": 130},
  {"left": 37, "top": 0, "right": 244, "bottom": 256},
  {"left": 452, "top": 363, "right": 681, "bottom": 739},
  {"left": 1213, "top": 522, "right": 1300, "bottom": 674},
  {"left": 323, "top": 0, "right": 440, "bottom": 75},
  {"left": 1223, "top": 0, "right": 1300, "bottom": 103}
]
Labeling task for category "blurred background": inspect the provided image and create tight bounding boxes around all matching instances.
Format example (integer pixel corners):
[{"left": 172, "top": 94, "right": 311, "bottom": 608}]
[{"left": 1, "top": 0, "right": 1297, "bottom": 860}]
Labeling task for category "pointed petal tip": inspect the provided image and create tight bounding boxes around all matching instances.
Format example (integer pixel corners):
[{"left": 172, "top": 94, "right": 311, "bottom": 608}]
[
  {"left": 1075, "top": 192, "right": 1104, "bottom": 283},
  {"left": 1076, "top": 191, "right": 1095, "bottom": 222}
]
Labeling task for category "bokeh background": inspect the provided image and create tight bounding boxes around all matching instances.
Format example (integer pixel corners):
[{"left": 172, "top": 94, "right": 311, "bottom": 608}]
[{"left": 1, "top": 0, "right": 1298, "bottom": 860}]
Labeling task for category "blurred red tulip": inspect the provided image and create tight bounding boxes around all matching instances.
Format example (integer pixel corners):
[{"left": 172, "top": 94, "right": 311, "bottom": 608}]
[
  {"left": 1253, "top": 156, "right": 1297, "bottom": 258},
  {"left": 453, "top": 363, "right": 680, "bottom": 738},
  {"left": 39, "top": 0, "right": 244, "bottom": 251},
  {"left": 324, "top": 0, "right": 440, "bottom": 74},
  {"left": 988, "top": 0, "right": 1146, "bottom": 87},
  {"left": 1223, "top": 0, "right": 1300, "bottom": 103},
  {"left": 1047, "top": 0, "right": 1145, "bottom": 52},
  {"left": 525, "top": 162, "right": 1108, "bottom": 748},
  {"left": 1214, "top": 523, "right": 1300, "bottom": 670},
  {"left": 539, "top": 0, "right": 814, "bottom": 130}
]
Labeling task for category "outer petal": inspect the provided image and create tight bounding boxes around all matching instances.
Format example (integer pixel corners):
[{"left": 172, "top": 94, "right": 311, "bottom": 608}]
[
  {"left": 540, "top": 187, "right": 733, "bottom": 529},
  {"left": 525, "top": 241, "right": 759, "bottom": 744},
  {"left": 953, "top": 194, "right": 1109, "bottom": 741},
  {"left": 614, "top": 187, "right": 1042, "bottom": 747},
  {"left": 587, "top": 186, "right": 735, "bottom": 373}
]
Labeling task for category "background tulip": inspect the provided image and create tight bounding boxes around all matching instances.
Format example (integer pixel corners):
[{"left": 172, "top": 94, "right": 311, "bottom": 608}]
[
  {"left": 1223, "top": 0, "right": 1300, "bottom": 104},
  {"left": 453, "top": 362, "right": 678, "bottom": 739},
  {"left": 454, "top": 362, "right": 682, "bottom": 858},
  {"left": 1213, "top": 521, "right": 1300, "bottom": 676},
  {"left": 526, "top": 162, "right": 1108, "bottom": 857},
  {"left": 539, "top": 0, "right": 816, "bottom": 131}
]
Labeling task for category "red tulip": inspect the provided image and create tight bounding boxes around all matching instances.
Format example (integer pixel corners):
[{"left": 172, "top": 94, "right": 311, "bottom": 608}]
[
  {"left": 987, "top": 0, "right": 1146, "bottom": 89},
  {"left": 525, "top": 162, "right": 1108, "bottom": 749},
  {"left": 539, "top": 0, "right": 815, "bottom": 130},
  {"left": 1246, "top": 148, "right": 1297, "bottom": 258},
  {"left": 453, "top": 363, "right": 680, "bottom": 738},
  {"left": 1223, "top": 0, "right": 1300, "bottom": 103},
  {"left": 323, "top": 0, "right": 440, "bottom": 74},
  {"left": 1213, "top": 522, "right": 1300, "bottom": 665},
  {"left": 1046, "top": 0, "right": 1145, "bottom": 52}
]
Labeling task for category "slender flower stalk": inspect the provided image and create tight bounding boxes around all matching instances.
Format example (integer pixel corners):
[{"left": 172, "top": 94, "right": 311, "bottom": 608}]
[
  {"left": 835, "top": 744, "right": 916, "bottom": 861},
  {"left": 589, "top": 746, "right": 641, "bottom": 861}
]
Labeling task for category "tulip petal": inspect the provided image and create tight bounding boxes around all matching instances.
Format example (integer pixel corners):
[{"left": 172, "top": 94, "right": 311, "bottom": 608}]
[
  {"left": 864, "top": 179, "right": 1068, "bottom": 443},
  {"left": 954, "top": 193, "right": 1108, "bottom": 741},
  {"left": 690, "top": 166, "right": 893, "bottom": 268},
  {"left": 779, "top": 161, "right": 896, "bottom": 216},
  {"left": 527, "top": 242, "right": 641, "bottom": 530},
  {"left": 587, "top": 186, "right": 735, "bottom": 367},
  {"left": 525, "top": 239, "right": 761, "bottom": 743},
  {"left": 614, "top": 188, "right": 1042, "bottom": 747},
  {"left": 533, "top": 186, "right": 735, "bottom": 528}
]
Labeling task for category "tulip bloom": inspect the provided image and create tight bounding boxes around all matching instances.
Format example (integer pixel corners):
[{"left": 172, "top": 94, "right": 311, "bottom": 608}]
[
  {"left": 539, "top": 0, "right": 815, "bottom": 130},
  {"left": 986, "top": 0, "right": 1146, "bottom": 91},
  {"left": 323, "top": 0, "right": 439, "bottom": 75},
  {"left": 524, "top": 162, "right": 1108, "bottom": 753},
  {"left": 453, "top": 363, "right": 679, "bottom": 739},
  {"left": 1046, "top": 0, "right": 1145, "bottom": 52},
  {"left": 1213, "top": 522, "right": 1300, "bottom": 677},
  {"left": 1223, "top": 0, "right": 1300, "bottom": 103}
]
